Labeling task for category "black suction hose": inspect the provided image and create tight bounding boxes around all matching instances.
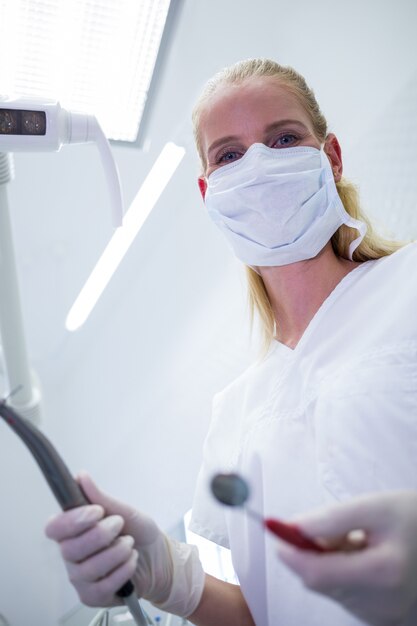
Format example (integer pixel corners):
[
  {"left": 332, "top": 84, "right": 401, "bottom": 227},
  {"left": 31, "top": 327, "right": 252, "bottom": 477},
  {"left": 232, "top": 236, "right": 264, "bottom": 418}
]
[{"left": 0, "top": 400, "right": 134, "bottom": 598}]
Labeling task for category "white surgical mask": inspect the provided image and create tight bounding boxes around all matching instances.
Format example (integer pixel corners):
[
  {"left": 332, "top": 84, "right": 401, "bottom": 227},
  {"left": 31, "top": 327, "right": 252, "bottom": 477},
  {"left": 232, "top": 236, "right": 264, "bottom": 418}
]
[{"left": 204, "top": 143, "right": 366, "bottom": 267}]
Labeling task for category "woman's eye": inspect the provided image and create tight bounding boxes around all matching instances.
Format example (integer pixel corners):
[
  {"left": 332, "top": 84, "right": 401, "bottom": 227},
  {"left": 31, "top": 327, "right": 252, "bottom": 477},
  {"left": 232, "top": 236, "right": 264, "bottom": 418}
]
[
  {"left": 216, "top": 150, "right": 242, "bottom": 164},
  {"left": 273, "top": 133, "right": 298, "bottom": 147}
]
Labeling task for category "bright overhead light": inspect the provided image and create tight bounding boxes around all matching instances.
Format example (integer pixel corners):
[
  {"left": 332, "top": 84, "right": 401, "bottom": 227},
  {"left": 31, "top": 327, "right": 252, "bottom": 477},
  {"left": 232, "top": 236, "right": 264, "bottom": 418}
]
[
  {"left": 65, "top": 141, "right": 185, "bottom": 331},
  {"left": 0, "top": 0, "right": 174, "bottom": 141}
]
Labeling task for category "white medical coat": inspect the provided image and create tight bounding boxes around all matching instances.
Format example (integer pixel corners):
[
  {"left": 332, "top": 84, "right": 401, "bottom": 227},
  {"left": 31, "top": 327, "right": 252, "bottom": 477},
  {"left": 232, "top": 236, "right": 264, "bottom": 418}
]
[{"left": 190, "top": 242, "right": 417, "bottom": 626}]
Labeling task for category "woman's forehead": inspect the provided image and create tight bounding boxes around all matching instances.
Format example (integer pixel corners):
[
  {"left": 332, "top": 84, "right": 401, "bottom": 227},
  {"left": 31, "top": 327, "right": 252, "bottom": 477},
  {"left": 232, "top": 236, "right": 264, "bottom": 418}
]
[{"left": 199, "top": 77, "right": 312, "bottom": 150}]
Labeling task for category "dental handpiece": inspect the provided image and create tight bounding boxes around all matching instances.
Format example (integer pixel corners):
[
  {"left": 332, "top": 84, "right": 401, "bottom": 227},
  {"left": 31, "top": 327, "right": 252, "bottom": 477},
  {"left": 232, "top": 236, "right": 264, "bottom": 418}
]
[
  {"left": 0, "top": 400, "right": 149, "bottom": 625},
  {"left": 211, "top": 473, "right": 335, "bottom": 552}
]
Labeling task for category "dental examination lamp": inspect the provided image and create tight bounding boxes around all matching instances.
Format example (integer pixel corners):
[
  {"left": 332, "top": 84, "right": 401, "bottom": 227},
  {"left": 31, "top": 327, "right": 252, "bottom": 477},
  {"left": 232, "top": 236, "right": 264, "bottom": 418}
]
[
  {"left": 0, "top": 97, "right": 123, "bottom": 226},
  {"left": 0, "top": 97, "right": 124, "bottom": 422}
]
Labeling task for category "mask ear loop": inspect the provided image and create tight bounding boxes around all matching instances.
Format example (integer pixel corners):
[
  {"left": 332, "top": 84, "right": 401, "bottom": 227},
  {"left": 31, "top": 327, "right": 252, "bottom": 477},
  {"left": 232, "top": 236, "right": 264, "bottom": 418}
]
[
  {"left": 321, "top": 148, "right": 368, "bottom": 260},
  {"left": 344, "top": 216, "right": 367, "bottom": 259}
]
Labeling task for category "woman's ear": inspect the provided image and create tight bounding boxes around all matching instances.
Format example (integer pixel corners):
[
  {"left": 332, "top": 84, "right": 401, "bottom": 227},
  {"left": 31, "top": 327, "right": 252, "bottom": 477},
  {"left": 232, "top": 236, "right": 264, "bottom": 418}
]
[
  {"left": 324, "top": 134, "right": 343, "bottom": 182},
  {"left": 198, "top": 176, "right": 207, "bottom": 200}
]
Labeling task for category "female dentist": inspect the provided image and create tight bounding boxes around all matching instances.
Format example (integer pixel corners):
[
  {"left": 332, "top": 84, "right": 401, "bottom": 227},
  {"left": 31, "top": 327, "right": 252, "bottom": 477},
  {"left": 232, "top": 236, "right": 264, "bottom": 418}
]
[{"left": 45, "top": 58, "right": 417, "bottom": 625}]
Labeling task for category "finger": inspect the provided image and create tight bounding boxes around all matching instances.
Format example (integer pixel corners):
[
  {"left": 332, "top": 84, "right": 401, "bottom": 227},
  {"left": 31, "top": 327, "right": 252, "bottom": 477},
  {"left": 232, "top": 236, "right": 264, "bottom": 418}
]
[
  {"left": 78, "top": 550, "right": 139, "bottom": 607},
  {"left": 61, "top": 515, "right": 125, "bottom": 562},
  {"left": 66, "top": 535, "right": 135, "bottom": 583},
  {"left": 277, "top": 541, "right": 391, "bottom": 591},
  {"left": 290, "top": 493, "right": 397, "bottom": 539},
  {"left": 317, "top": 529, "right": 367, "bottom": 551},
  {"left": 77, "top": 473, "right": 140, "bottom": 525},
  {"left": 77, "top": 472, "right": 160, "bottom": 545},
  {"left": 76, "top": 473, "right": 163, "bottom": 549},
  {"left": 45, "top": 505, "right": 104, "bottom": 541}
]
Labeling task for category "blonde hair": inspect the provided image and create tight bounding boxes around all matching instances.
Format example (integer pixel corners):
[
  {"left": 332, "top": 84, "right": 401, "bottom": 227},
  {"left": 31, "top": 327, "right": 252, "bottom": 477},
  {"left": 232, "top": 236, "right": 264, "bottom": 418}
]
[{"left": 192, "top": 58, "right": 405, "bottom": 350}]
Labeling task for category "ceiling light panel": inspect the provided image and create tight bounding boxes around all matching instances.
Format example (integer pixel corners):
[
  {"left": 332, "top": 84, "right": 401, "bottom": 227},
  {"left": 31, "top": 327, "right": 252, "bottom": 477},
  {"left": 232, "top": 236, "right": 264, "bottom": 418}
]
[{"left": 0, "top": 0, "right": 172, "bottom": 141}]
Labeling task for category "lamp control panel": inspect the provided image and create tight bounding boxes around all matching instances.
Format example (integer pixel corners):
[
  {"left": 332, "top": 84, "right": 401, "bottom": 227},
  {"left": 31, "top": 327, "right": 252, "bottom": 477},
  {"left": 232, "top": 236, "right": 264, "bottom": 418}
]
[{"left": 0, "top": 108, "right": 46, "bottom": 135}]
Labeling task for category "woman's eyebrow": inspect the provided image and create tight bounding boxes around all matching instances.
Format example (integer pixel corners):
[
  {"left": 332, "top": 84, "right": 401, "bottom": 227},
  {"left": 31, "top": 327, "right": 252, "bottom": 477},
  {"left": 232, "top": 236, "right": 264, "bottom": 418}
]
[
  {"left": 207, "top": 134, "right": 241, "bottom": 156},
  {"left": 207, "top": 120, "right": 308, "bottom": 156},
  {"left": 263, "top": 119, "right": 308, "bottom": 135}
]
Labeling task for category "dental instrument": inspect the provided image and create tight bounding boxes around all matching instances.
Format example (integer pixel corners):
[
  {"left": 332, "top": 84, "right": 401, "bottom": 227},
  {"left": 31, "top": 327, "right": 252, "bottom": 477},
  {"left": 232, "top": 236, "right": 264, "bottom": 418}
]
[
  {"left": 211, "top": 473, "right": 335, "bottom": 552},
  {"left": 0, "top": 97, "right": 123, "bottom": 226},
  {"left": 0, "top": 398, "right": 152, "bottom": 626}
]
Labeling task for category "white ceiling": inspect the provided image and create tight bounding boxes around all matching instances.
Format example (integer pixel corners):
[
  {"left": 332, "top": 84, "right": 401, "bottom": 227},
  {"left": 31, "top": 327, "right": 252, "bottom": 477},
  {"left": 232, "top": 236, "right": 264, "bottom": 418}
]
[{"left": 1, "top": 0, "right": 417, "bottom": 623}]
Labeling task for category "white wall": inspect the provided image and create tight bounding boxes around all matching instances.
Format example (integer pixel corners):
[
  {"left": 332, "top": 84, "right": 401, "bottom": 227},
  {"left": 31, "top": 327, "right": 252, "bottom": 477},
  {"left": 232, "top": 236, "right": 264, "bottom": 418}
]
[{"left": 1, "top": 0, "right": 417, "bottom": 623}]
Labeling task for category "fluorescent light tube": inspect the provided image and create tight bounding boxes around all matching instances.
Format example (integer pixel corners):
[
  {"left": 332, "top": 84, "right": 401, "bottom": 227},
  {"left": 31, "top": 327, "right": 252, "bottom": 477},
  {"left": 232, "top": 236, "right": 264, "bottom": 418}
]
[{"left": 65, "top": 141, "right": 185, "bottom": 331}]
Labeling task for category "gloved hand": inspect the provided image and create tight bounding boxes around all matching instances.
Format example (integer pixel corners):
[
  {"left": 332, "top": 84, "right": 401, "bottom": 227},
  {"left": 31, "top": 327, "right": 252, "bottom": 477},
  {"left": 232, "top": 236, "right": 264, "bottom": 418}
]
[
  {"left": 45, "top": 473, "right": 205, "bottom": 617},
  {"left": 275, "top": 490, "right": 417, "bottom": 626}
]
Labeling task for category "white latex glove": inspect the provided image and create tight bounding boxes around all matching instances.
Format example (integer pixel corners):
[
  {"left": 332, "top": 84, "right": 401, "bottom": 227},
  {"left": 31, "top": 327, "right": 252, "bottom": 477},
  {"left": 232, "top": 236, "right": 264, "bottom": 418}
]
[
  {"left": 275, "top": 490, "right": 417, "bottom": 626},
  {"left": 45, "top": 473, "right": 205, "bottom": 617}
]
